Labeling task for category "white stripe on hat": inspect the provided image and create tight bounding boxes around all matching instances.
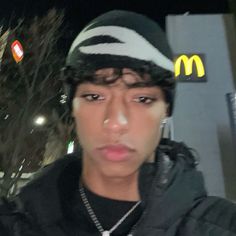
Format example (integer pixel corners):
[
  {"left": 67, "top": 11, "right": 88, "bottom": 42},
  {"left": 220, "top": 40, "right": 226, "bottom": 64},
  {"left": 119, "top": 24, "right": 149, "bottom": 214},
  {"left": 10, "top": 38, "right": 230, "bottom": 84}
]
[{"left": 69, "top": 25, "right": 174, "bottom": 72}]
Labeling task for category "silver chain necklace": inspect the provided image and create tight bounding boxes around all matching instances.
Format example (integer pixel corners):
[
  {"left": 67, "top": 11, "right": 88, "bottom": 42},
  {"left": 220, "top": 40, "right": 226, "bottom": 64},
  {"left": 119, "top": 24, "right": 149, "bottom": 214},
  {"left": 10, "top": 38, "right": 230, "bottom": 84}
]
[{"left": 79, "top": 185, "right": 141, "bottom": 236}]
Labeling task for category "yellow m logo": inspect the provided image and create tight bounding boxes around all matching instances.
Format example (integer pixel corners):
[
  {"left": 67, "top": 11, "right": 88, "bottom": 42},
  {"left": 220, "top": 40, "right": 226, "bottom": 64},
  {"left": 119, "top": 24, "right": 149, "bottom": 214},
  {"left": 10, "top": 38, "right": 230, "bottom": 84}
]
[{"left": 175, "top": 55, "right": 205, "bottom": 78}]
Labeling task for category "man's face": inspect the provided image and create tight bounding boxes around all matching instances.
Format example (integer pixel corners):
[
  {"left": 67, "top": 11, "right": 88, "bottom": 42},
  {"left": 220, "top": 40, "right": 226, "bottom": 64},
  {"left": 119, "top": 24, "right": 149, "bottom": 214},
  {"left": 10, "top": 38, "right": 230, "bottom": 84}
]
[{"left": 72, "top": 68, "right": 168, "bottom": 178}]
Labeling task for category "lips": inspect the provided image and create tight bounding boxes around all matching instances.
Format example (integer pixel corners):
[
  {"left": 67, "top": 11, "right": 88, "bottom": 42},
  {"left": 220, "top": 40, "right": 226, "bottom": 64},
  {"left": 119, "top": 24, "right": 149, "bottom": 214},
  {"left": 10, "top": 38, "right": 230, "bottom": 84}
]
[{"left": 97, "top": 144, "right": 134, "bottom": 162}]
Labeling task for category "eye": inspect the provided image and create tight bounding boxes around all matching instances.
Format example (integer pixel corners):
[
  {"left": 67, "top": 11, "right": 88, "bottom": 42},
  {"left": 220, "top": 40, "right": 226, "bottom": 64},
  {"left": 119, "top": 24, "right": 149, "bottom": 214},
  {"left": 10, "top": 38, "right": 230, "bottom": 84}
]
[
  {"left": 134, "top": 96, "right": 156, "bottom": 105},
  {"left": 81, "top": 94, "right": 105, "bottom": 102}
]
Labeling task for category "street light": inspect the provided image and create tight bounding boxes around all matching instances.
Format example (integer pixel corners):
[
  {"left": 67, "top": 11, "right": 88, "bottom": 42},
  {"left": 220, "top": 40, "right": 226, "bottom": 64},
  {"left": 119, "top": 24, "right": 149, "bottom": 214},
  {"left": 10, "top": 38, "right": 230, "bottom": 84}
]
[{"left": 34, "top": 115, "right": 46, "bottom": 126}]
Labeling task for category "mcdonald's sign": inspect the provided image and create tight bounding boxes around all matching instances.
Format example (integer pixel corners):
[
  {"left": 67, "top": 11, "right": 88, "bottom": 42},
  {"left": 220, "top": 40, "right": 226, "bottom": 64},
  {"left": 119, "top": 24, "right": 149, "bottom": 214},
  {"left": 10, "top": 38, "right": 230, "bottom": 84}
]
[{"left": 174, "top": 54, "right": 206, "bottom": 82}]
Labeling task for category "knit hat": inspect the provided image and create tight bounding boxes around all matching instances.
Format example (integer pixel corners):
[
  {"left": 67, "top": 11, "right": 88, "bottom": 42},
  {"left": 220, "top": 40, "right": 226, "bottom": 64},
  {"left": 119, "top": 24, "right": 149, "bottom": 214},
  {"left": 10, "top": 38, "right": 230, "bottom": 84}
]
[{"left": 64, "top": 10, "right": 176, "bottom": 116}]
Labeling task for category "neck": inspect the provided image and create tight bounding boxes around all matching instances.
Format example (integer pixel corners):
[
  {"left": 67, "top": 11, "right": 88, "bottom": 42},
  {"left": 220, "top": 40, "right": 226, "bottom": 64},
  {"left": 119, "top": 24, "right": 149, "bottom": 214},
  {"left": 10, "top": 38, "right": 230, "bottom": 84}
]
[{"left": 82, "top": 168, "right": 140, "bottom": 202}]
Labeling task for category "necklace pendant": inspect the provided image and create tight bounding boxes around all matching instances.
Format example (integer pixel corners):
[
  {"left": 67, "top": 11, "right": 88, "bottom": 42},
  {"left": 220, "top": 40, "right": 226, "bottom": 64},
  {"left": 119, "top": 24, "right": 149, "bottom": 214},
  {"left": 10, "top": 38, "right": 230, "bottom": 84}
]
[{"left": 102, "top": 231, "right": 110, "bottom": 236}]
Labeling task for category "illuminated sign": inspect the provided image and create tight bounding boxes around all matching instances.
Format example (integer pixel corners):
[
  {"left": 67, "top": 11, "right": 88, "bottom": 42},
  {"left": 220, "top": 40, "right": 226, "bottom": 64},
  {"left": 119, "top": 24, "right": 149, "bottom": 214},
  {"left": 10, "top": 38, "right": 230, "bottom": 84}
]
[
  {"left": 11, "top": 40, "right": 24, "bottom": 63},
  {"left": 174, "top": 54, "right": 206, "bottom": 82}
]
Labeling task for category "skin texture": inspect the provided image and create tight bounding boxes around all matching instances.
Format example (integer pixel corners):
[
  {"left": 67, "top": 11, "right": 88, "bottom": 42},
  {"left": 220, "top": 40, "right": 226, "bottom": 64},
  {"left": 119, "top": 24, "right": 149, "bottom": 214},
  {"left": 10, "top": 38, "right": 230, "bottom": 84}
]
[{"left": 72, "top": 68, "right": 168, "bottom": 200}]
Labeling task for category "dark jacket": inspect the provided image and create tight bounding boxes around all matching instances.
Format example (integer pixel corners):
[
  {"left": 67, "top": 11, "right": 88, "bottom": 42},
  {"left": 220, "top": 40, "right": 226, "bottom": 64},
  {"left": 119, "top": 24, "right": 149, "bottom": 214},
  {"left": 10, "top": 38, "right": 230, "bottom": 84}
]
[{"left": 0, "top": 139, "right": 236, "bottom": 236}]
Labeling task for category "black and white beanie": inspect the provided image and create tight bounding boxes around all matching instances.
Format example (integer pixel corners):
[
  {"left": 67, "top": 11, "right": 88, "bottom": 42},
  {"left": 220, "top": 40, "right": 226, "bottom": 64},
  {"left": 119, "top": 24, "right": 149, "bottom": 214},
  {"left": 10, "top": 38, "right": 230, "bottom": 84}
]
[{"left": 65, "top": 10, "right": 176, "bottom": 116}]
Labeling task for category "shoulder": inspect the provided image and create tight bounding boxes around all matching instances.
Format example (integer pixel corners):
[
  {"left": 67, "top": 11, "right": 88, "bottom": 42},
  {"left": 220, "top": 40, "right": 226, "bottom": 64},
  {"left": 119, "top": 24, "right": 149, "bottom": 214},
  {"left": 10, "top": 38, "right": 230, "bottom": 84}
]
[
  {"left": 17, "top": 154, "right": 81, "bottom": 216},
  {"left": 0, "top": 197, "right": 42, "bottom": 236},
  {"left": 186, "top": 196, "right": 236, "bottom": 234},
  {"left": 20, "top": 154, "right": 81, "bottom": 195},
  {"left": 0, "top": 198, "right": 15, "bottom": 236},
  {"left": 0, "top": 154, "right": 81, "bottom": 236}
]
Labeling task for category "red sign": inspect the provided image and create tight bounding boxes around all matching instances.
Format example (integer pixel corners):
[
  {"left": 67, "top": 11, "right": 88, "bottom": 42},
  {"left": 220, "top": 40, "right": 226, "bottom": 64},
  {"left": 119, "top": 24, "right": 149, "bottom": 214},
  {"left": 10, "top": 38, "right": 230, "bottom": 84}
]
[{"left": 11, "top": 40, "right": 24, "bottom": 63}]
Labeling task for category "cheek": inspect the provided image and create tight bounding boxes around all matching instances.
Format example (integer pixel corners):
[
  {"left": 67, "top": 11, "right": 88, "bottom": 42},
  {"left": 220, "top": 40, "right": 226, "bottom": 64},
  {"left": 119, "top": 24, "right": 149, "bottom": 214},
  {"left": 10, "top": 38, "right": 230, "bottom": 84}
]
[
  {"left": 136, "top": 116, "right": 161, "bottom": 141},
  {"left": 132, "top": 104, "right": 166, "bottom": 145},
  {"left": 72, "top": 100, "right": 102, "bottom": 143},
  {"left": 72, "top": 98, "right": 80, "bottom": 114},
  {"left": 138, "top": 104, "right": 166, "bottom": 130},
  {"left": 148, "top": 104, "right": 167, "bottom": 137},
  {"left": 149, "top": 102, "right": 167, "bottom": 121},
  {"left": 73, "top": 98, "right": 96, "bottom": 125},
  {"left": 74, "top": 113, "right": 97, "bottom": 148}
]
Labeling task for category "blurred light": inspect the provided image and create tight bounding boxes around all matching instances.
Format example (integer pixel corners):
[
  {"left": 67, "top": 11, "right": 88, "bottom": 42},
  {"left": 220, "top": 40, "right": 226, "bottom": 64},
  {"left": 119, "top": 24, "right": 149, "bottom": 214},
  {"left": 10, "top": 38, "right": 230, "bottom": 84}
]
[
  {"left": 60, "top": 94, "right": 67, "bottom": 104},
  {"left": 34, "top": 115, "right": 46, "bottom": 126},
  {"left": 60, "top": 99, "right": 66, "bottom": 104},
  {"left": 18, "top": 158, "right": 25, "bottom": 172},
  {"left": 11, "top": 40, "right": 24, "bottom": 63},
  {"left": 67, "top": 141, "right": 74, "bottom": 154},
  {"left": 4, "top": 114, "right": 9, "bottom": 120}
]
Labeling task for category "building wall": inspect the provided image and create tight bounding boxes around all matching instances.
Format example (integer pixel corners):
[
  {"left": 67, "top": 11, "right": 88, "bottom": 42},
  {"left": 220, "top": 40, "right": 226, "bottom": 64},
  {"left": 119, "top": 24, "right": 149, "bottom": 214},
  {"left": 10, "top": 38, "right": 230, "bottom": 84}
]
[{"left": 166, "top": 14, "right": 236, "bottom": 200}]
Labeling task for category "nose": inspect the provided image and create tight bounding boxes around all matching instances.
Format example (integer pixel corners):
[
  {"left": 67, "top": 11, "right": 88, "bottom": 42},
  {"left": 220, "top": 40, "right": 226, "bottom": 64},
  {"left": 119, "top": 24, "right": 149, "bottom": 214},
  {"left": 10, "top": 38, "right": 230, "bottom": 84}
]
[{"left": 103, "top": 97, "right": 129, "bottom": 134}]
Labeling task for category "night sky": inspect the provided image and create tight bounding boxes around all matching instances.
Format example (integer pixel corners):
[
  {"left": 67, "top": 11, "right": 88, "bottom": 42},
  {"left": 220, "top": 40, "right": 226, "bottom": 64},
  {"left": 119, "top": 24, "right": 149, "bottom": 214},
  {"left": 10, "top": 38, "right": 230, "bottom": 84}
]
[{"left": 0, "top": 0, "right": 230, "bottom": 48}]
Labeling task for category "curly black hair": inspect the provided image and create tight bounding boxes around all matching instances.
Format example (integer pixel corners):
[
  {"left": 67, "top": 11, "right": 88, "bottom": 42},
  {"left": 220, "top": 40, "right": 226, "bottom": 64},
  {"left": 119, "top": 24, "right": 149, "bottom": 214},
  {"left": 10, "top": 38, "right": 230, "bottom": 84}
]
[{"left": 61, "top": 62, "right": 176, "bottom": 116}]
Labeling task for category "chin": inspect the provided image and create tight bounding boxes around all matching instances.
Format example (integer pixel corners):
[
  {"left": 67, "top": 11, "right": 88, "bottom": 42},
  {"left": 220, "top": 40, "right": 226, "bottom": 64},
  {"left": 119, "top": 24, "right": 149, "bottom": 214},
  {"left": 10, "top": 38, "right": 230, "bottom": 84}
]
[{"left": 100, "top": 165, "right": 139, "bottom": 179}]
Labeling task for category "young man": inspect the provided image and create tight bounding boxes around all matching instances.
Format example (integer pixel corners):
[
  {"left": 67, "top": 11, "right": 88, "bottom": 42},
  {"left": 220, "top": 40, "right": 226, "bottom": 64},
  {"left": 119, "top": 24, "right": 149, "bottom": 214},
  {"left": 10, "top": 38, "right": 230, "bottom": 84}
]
[{"left": 0, "top": 10, "right": 236, "bottom": 236}]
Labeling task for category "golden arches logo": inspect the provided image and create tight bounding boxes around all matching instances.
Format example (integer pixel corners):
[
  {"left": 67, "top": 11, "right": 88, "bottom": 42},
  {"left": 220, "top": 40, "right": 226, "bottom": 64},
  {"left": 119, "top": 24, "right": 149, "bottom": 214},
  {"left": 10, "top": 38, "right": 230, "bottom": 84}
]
[{"left": 175, "top": 55, "right": 205, "bottom": 78}]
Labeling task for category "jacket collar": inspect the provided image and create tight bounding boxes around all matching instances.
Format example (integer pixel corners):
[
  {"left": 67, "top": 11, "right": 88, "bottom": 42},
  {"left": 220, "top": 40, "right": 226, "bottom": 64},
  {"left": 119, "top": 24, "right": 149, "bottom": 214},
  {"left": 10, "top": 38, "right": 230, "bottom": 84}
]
[{"left": 137, "top": 139, "right": 206, "bottom": 232}]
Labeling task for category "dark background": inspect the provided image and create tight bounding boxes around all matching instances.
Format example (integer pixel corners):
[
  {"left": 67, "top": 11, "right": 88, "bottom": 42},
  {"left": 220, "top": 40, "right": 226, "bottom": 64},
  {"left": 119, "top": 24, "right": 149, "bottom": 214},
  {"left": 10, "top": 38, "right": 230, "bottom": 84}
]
[{"left": 0, "top": 0, "right": 231, "bottom": 47}]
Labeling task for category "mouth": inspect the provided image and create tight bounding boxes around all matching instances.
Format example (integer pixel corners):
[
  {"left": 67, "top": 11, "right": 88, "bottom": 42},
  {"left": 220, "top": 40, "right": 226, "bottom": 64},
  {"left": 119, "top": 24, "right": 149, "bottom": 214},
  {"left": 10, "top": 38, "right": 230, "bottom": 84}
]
[{"left": 96, "top": 144, "right": 135, "bottom": 162}]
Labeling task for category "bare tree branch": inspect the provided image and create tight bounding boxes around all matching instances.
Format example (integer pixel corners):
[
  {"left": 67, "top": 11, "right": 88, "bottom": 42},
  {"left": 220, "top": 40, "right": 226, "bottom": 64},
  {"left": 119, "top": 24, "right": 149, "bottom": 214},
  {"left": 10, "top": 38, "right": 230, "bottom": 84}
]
[{"left": 0, "top": 9, "right": 72, "bottom": 197}]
